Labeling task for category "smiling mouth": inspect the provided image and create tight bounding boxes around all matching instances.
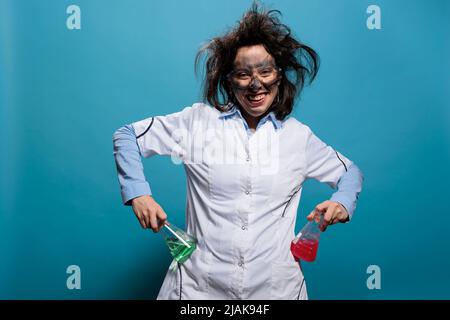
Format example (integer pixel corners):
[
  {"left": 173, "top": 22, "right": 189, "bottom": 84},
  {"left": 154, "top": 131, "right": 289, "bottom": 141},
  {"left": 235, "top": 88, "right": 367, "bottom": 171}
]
[{"left": 246, "top": 92, "right": 268, "bottom": 102}]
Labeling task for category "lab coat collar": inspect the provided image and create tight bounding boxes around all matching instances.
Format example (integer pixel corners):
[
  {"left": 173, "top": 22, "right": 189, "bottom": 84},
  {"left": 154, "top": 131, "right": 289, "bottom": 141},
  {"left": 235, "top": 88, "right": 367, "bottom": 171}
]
[{"left": 218, "top": 103, "right": 282, "bottom": 130}]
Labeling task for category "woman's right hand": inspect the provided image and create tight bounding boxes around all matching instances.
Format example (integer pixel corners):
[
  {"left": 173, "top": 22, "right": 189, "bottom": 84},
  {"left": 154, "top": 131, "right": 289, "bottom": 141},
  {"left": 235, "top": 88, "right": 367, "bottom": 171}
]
[{"left": 131, "top": 195, "right": 167, "bottom": 232}]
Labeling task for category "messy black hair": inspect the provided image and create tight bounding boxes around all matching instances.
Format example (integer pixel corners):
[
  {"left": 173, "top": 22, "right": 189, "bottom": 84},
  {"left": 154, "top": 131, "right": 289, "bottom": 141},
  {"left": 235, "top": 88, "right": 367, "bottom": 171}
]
[{"left": 195, "top": 1, "right": 320, "bottom": 120}]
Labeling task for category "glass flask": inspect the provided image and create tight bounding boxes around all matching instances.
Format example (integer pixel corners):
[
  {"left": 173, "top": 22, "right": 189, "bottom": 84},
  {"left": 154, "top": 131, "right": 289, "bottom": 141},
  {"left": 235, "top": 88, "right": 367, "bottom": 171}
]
[
  {"left": 161, "top": 221, "right": 197, "bottom": 264},
  {"left": 291, "top": 213, "right": 324, "bottom": 262}
]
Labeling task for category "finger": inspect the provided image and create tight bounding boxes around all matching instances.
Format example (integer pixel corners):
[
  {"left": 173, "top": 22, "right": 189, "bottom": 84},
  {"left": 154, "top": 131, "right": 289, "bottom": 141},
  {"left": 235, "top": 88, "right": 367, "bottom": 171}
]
[
  {"left": 337, "top": 205, "right": 349, "bottom": 222},
  {"left": 329, "top": 216, "right": 336, "bottom": 226},
  {"left": 321, "top": 205, "right": 335, "bottom": 232},
  {"left": 307, "top": 209, "right": 316, "bottom": 222},
  {"left": 156, "top": 208, "right": 168, "bottom": 232},
  {"left": 312, "top": 203, "right": 326, "bottom": 223},
  {"left": 149, "top": 211, "right": 158, "bottom": 232},
  {"left": 315, "top": 201, "right": 328, "bottom": 214},
  {"left": 306, "top": 210, "right": 316, "bottom": 221},
  {"left": 141, "top": 210, "right": 152, "bottom": 230},
  {"left": 135, "top": 212, "right": 147, "bottom": 229},
  {"left": 339, "top": 211, "right": 350, "bottom": 222},
  {"left": 136, "top": 210, "right": 149, "bottom": 229},
  {"left": 314, "top": 202, "right": 329, "bottom": 223}
]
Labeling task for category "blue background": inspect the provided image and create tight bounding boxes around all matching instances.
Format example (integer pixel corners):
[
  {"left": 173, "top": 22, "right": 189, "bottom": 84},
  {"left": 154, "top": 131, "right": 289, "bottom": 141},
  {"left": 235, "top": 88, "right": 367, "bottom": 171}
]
[{"left": 0, "top": 0, "right": 449, "bottom": 299}]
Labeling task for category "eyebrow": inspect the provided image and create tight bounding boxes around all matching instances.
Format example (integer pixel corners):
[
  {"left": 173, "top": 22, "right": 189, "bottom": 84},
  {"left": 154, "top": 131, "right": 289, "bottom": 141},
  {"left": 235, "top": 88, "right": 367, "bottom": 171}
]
[
  {"left": 233, "top": 54, "right": 276, "bottom": 70},
  {"left": 233, "top": 60, "right": 276, "bottom": 70}
]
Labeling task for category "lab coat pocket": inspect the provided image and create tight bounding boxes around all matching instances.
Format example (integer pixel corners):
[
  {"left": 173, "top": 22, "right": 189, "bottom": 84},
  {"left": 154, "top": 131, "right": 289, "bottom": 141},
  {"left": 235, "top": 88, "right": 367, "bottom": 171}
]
[
  {"left": 270, "top": 185, "right": 303, "bottom": 219},
  {"left": 177, "top": 246, "right": 212, "bottom": 297},
  {"left": 269, "top": 162, "right": 304, "bottom": 219},
  {"left": 270, "top": 261, "right": 306, "bottom": 300}
]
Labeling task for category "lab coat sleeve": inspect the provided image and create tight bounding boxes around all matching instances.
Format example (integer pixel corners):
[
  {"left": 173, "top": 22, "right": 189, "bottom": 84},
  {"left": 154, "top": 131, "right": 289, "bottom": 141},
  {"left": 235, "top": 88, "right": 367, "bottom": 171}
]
[
  {"left": 304, "top": 126, "right": 354, "bottom": 189},
  {"left": 329, "top": 163, "right": 364, "bottom": 219},
  {"left": 131, "top": 104, "right": 201, "bottom": 159},
  {"left": 113, "top": 103, "right": 202, "bottom": 206},
  {"left": 113, "top": 124, "right": 152, "bottom": 206}
]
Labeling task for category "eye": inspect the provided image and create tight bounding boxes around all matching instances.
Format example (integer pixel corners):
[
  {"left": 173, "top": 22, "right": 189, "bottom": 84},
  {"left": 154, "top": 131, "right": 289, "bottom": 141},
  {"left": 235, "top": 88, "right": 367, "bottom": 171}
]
[
  {"left": 236, "top": 72, "right": 250, "bottom": 79},
  {"left": 259, "top": 69, "right": 273, "bottom": 76}
]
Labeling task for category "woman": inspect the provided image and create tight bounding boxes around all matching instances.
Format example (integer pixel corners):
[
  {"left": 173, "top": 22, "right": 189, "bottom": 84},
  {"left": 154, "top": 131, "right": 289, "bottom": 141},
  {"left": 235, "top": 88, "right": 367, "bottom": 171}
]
[{"left": 113, "top": 3, "right": 363, "bottom": 300}]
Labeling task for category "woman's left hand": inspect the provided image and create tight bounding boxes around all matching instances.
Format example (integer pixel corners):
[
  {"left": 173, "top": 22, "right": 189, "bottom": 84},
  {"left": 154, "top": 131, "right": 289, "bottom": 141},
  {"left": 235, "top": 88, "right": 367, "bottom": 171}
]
[{"left": 306, "top": 200, "right": 349, "bottom": 232}]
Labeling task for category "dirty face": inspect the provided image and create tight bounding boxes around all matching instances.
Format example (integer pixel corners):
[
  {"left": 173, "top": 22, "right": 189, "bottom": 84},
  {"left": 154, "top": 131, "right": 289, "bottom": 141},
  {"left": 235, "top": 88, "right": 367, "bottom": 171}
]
[{"left": 228, "top": 44, "right": 281, "bottom": 122}]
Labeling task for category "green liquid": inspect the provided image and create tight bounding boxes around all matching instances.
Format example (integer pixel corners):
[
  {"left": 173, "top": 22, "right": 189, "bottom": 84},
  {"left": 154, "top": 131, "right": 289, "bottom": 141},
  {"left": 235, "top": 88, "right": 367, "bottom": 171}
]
[{"left": 165, "top": 238, "right": 197, "bottom": 264}]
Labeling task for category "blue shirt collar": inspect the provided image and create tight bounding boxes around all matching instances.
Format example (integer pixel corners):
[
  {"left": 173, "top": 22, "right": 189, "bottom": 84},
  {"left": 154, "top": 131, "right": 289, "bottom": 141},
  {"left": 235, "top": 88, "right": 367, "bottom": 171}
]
[{"left": 218, "top": 103, "right": 282, "bottom": 130}]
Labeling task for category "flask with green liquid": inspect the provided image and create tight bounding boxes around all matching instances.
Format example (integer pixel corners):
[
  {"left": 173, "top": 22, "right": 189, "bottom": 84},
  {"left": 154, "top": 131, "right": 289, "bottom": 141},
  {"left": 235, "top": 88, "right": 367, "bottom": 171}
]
[{"left": 161, "top": 221, "right": 197, "bottom": 264}]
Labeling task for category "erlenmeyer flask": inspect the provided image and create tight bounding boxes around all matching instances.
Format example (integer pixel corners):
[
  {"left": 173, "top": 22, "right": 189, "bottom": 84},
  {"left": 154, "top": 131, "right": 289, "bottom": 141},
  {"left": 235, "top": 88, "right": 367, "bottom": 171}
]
[
  {"left": 290, "top": 213, "right": 324, "bottom": 262},
  {"left": 161, "top": 221, "right": 197, "bottom": 264}
]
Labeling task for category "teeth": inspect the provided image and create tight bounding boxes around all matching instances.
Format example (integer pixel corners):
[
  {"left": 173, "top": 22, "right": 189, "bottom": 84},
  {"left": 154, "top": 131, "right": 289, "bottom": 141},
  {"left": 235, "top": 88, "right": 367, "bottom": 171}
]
[{"left": 248, "top": 94, "right": 265, "bottom": 101}]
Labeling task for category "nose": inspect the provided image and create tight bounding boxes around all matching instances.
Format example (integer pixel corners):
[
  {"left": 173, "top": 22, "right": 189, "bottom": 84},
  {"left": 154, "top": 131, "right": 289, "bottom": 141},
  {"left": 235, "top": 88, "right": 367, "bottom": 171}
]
[{"left": 249, "top": 77, "right": 263, "bottom": 90}]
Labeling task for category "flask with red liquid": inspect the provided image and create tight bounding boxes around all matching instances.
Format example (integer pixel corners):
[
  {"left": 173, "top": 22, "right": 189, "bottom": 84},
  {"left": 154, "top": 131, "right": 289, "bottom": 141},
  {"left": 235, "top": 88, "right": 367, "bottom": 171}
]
[{"left": 291, "top": 213, "right": 324, "bottom": 262}]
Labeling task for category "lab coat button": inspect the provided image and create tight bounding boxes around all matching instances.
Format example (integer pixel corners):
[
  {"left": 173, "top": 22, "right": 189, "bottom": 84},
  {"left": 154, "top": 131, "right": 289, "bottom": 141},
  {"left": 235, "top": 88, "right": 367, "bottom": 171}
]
[
  {"left": 245, "top": 190, "right": 250, "bottom": 195},
  {"left": 241, "top": 226, "right": 246, "bottom": 230}
]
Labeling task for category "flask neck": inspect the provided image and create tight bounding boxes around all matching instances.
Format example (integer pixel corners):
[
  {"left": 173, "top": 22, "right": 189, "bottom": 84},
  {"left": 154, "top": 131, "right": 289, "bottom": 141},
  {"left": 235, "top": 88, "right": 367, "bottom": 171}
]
[{"left": 301, "top": 213, "right": 324, "bottom": 238}]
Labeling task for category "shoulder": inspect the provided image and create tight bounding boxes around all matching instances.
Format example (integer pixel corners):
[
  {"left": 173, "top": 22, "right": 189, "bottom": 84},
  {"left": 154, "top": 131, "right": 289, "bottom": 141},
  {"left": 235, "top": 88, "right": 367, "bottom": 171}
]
[
  {"left": 149, "top": 102, "right": 218, "bottom": 125},
  {"left": 132, "top": 102, "right": 215, "bottom": 133},
  {"left": 181, "top": 102, "right": 220, "bottom": 118},
  {"left": 281, "top": 116, "right": 312, "bottom": 136},
  {"left": 184, "top": 102, "right": 229, "bottom": 128}
]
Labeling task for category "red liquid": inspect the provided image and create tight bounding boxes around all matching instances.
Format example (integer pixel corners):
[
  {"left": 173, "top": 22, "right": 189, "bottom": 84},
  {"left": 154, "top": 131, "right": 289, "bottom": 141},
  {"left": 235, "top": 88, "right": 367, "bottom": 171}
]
[{"left": 291, "top": 238, "right": 319, "bottom": 262}]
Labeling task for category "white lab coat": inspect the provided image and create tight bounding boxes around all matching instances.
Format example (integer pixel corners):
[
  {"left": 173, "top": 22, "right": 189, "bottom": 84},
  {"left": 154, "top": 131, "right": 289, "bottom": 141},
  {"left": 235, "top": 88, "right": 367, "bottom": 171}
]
[{"left": 130, "top": 103, "right": 353, "bottom": 299}]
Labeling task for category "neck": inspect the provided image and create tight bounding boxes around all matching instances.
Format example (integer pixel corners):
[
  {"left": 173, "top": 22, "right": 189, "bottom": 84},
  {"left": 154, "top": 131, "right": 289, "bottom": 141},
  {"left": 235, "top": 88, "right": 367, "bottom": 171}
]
[
  {"left": 243, "top": 115, "right": 258, "bottom": 130},
  {"left": 239, "top": 107, "right": 272, "bottom": 130}
]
